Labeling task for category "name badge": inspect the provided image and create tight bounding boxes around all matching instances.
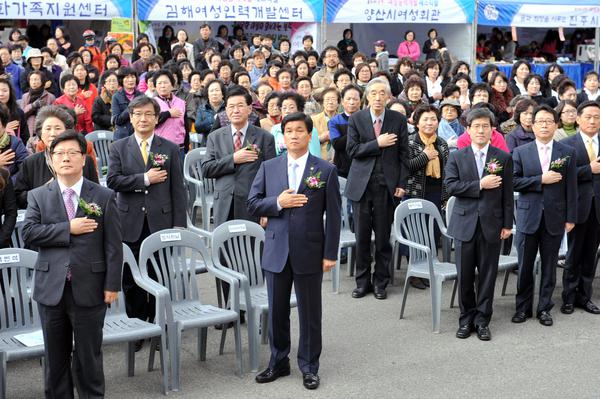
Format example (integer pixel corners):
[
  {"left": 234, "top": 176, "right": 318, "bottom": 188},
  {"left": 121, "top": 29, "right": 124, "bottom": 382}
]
[
  {"left": 97, "top": 132, "right": 106, "bottom": 139},
  {"left": 160, "top": 232, "right": 181, "bottom": 242},
  {"left": 228, "top": 224, "right": 247, "bottom": 233},
  {"left": 16, "top": 213, "right": 25, "bottom": 222},
  {"left": 0, "top": 254, "right": 20, "bottom": 263},
  {"left": 408, "top": 201, "right": 423, "bottom": 210}
]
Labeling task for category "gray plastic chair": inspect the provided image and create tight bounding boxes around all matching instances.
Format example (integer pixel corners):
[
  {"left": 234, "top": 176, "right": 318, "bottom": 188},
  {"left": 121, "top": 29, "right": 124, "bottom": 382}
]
[
  {"left": 103, "top": 244, "right": 170, "bottom": 394},
  {"left": 8, "top": 210, "right": 26, "bottom": 249},
  {"left": 332, "top": 177, "right": 355, "bottom": 293},
  {"left": 85, "top": 130, "right": 114, "bottom": 177},
  {"left": 211, "top": 220, "right": 297, "bottom": 372},
  {"left": 183, "top": 148, "right": 214, "bottom": 231},
  {"left": 395, "top": 199, "right": 457, "bottom": 333},
  {"left": 0, "top": 248, "right": 43, "bottom": 399},
  {"left": 139, "top": 229, "right": 242, "bottom": 391}
]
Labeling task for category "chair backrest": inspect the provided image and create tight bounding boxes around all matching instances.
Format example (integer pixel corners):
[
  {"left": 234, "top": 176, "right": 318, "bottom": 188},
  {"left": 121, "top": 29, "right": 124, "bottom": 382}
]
[
  {"left": 86, "top": 130, "right": 114, "bottom": 176},
  {"left": 10, "top": 210, "right": 27, "bottom": 249},
  {"left": 445, "top": 196, "right": 456, "bottom": 228},
  {"left": 211, "top": 220, "right": 265, "bottom": 288},
  {"left": 183, "top": 148, "right": 212, "bottom": 207},
  {"left": 394, "top": 199, "right": 446, "bottom": 264},
  {"left": 0, "top": 248, "right": 39, "bottom": 332},
  {"left": 139, "top": 229, "right": 212, "bottom": 303},
  {"left": 337, "top": 177, "right": 351, "bottom": 230},
  {"left": 106, "top": 244, "right": 136, "bottom": 317}
]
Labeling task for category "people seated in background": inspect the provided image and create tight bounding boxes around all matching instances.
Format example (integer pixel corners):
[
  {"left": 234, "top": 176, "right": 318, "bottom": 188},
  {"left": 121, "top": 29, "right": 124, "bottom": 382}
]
[
  {"left": 577, "top": 71, "right": 599, "bottom": 105},
  {"left": 373, "top": 40, "right": 389, "bottom": 73},
  {"left": 54, "top": 74, "right": 93, "bottom": 134},
  {"left": 21, "top": 70, "right": 56, "bottom": 141},
  {"left": 506, "top": 99, "right": 537, "bottom": 152},
  {"left": 437, "top": 99, "right": 464, "bottom": 150}
]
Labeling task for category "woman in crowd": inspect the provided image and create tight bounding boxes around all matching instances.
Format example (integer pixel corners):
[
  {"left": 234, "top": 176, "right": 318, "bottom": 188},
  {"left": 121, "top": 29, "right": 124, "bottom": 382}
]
[
  {"left": 185, "top": 71, "right": 203, "bottom": 128},
  {"left": 456, "top": 103, "right": 509, "bottom": 152},
  {"left": 506, "top": 98, "right": 537, "bottom": 152},
  {"left": 54, "top": 74, "right": 93, "bottom": 134},
  {"left": 171, "top": 29, "right": 194, "bottom": 64},
  {"left": 398, "top": 76, "right": 429, "bottom": 120},
  {"left": 0, "top": 127, "right": 16, "bottom": 246},
  {"left": 489, "top": 71, "right": 514, "bottom": 126},
  {"left": 422, "top": 59, "right": 445, "bottom": 105},
  {"left": 452, "top": 73, "right": 471, "bottom": 110},
  {"left": 338, "top": 29, "right": 358, "bottom": 69},
  {"left": 330, "top": 84, "right": 362, "bottom": 178},
  {"left": 260, "top": 91, "right": 282, "bottom": 132},
  {"left": 112, "top": 68, "right": 142, "bottom": 140},
  {"left": 296, "top": 77, "right": 321, "bottom": 116},
  {"left": 131, "top": 43, "right": 153, "bottom": 74},
  {"left": 523, "top": 74, "right": 547, "bottom": 105},
  {"left": 312, "top": 87, "right": 340, "bottom": 161},
  {"left": 0, "top": 76, "right": 29, "bottom": 145},
  {"left": 450, "top": 61, "right": 470, "bottom": 78},
  {"left": 0, "top": 102, "right": 28, "bottom": 179},
  {"left": 543, "top": 63, "right": 564, "bottom": 97},
  {"left": 397, "top": 30, "right": 420, "bottom": 62},
  {"left": 252, "top": 82, "right": 273, "bottom": 118},
  {"left": 391, "top": 57, "right": 414, "bottom": 97},
  {"left": 228, "top": 45, "right": 245, "bottom": 69},
  {"left": 72, "top": 63, "right": 98, "bottom": 112},
  {"left": 215, "top": 25, "right": 232, "bottom": 53},
  {"left": 92, "top": 71, "right": 118, "bottom": 131},
  {"left": 422, "top": 29, "right": 438, "bottom": 60},
  {"left": 355, "top": 63, "right": 372, "bottom": 89},
  {"left": 271, "top": 92, "right": 321, "bottom": 157},
  {"left": 104, "top": 54, "right": 121, "bottom": 72},
  {"left": 109, "top": 43, "right": 129, "bottom": 68},
  {"left": 80, "top": 48, "right": 99, "bottom": 85},
  {"left": 14, "top": 105, "right": 98, "bottom": 208},
  {"left": 21, "top": 70, "right": 55, "bottom": 139},
  {"left": 195, "top": 79, "right": 225, "bottom": 145},
  {"left": 20, "top": 49, "right": 58, "bottom": 97},
  {"left": 508, "top": 60, "right": 531, "bottom": 96},
  {"left": 553, "top": 100, "right": 578, "bottom": 141},
  {"left": 153, "top": 69, "right": 187, "bottom": 158},
  {"left": 158, "top": 25, "right": 175, "bottom": 62},
  {"left": 54, "top": 26, "right": 72, "bottom": 56},
  {"left": 437, "top": 98, "right": 464, "bottom": 150},
  {"left": 479, "top": 64, "right": 499, "bottom": 84}
]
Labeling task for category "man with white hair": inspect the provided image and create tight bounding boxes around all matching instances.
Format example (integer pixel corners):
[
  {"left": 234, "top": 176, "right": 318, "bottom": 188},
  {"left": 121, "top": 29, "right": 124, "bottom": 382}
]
[{"left": 345, "top": 78, "right": 410, "bottom": 300}]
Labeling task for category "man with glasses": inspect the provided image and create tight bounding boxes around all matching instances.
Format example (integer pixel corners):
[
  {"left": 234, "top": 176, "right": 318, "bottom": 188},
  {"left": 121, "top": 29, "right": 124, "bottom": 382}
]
[
  {"left": 561, "top": 101, "right": 600, "bottom": 315},
  {"left": 107, "top": 96, "right": 185, "bottom": 350},
  {"left": 311, "top": 46, "right": 341, "bottom": 96},
  {"left": 445, "top": 108, "right": 513, "bottom": 341},
  {"left": 511, "top": 104, "right": 577, "bottom": 327}
]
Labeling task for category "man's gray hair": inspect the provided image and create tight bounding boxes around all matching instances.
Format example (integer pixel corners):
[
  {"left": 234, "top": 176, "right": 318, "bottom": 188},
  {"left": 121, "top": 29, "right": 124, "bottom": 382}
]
[
  {"left": 364, "top": 77, "right": 392, "bottom": 98},
  {"left": 467, "top": 107, "right": 496, "bottom": 127}
]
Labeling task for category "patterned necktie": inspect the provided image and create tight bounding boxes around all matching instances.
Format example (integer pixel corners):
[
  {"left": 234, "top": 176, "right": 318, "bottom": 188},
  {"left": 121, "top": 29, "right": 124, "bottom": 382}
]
[
  {"left": 234, "top": 131, "right": 243, "bottom": 152},
  {"left": 541, "top": 145, "right": 550, "bottom": 172},
  {"left": 476, "top": 151, "right": 485, "bottom": 178},
  {"left": 374, "top": 118, "right": 382, "bottom": 137},
  {"left": 63, "top": 188, "right": 76, "bottom": 281},
  {"left": 141, "top": 139, "right": 148, "bottom": 165},
  {"left": 586, "top": 138, "right": 596, "bottom": 162}
]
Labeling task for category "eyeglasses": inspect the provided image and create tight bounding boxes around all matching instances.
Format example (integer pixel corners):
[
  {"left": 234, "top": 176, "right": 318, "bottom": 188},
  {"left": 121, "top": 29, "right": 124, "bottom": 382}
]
[
  {"left": 51, "top": 150, "right": 83, "bottom": 158},
  {"left": 534, "top": 119, "right": 555, "bottom": 126},
  {"left": 131, "top": 112, "right": 156, "bottom": 119},
  {"left": 561, "top": 109, "right": 577, "bottom": 115}
]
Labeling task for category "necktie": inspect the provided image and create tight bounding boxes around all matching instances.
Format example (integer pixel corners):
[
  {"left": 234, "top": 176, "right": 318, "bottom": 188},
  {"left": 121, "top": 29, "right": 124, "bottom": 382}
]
[
  {"left": 586, "top": 138, "right": 596, "bottom": 162},
  {"left": 476, "top": 151, "right": 485, "bottom": 178},
  {"left": 234, "top": 131, "right": 243, "bottom": 152},
  {"left": 63, "top": 188, "right": 76, "bottom": 281},
  {"left": 374, "top": 118, "right": 382, "bottom": 137},
  {"left": 541, "top": 145, "right": 550, "bottom": 172},
  {"left": 289, "top": 162, "right": 298, "bottom": 193},
  {"left": 141, "top": 139, "right": 148, "bottom": 165}
]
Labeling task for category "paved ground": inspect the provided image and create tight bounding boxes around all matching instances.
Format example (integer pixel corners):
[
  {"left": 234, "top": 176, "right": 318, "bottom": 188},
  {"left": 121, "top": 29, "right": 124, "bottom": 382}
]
[{"left": 8, "top": 263, "right": 600, "bottom": 399}]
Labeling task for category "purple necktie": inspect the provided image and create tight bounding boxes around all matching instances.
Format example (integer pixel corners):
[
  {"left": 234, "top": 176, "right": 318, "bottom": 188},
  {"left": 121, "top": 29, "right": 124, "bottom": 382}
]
[{"left": 63, "top": 188, "right": 76, "bottom": 280}]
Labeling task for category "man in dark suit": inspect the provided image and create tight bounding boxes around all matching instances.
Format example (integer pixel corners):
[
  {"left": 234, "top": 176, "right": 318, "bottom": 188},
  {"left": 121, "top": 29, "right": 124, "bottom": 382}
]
[
  {"left": 445, "top": 107, "right": 514, "bottom": 341},
  {"left": 201, "top": 85, "right": 275, "bottom": 226},
  {"left": 247, "top": 112, "right": 341, "bottom": 390},
  {"left": 560, "top": 101, "right": 600, "bottom": 315},
  {"left": 512, "top": 104, "right": 577, "bottom": 326},
  {"left": 23, "top": 130, "right": 122, "bottom": 398},
  {"left": 106, "top": 96, "right": 186, "bottom": 339},
  {"left": 345, "top": 78, "right": 409, "bottom": 300}
]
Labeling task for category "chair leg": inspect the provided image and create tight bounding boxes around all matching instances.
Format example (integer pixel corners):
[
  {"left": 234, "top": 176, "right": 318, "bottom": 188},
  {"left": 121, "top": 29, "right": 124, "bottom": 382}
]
[
  {"left": 219, "top": 325, "right": 227, "bottom": 355},
  {"left": 233, "top": 319, "right": 243, "bottom": 376},
  {"left": 199, "top": 327, "right": 207, "bottom": 361},
  {"left": 0, "top": 353, "right": 6, "bottom": 399},
  {"left": 348, "top": 247, "right": 355, "bottom": 276},
  {"left": 390, "top": 242, "right": 398, "bottom": 286},
  {"left": 248, "top": 309, "right": 261, "bottom": 372},
  {"left": 450, "top": 280, "right": 458, "bottom": 308},
  {"left": 148, "top": 337, "right": 159, "bottom": 372},
  {"left": 260, "top": 312, "right": 268, "bottom": 345},
  {"left": 126, "top": 342, "right": 135, "bottom": 377},
  {"left": 159, "top": 333, "right": 169, "bottom": 395},
  {"left": 431, "top": 278, "right": 443, "bottom": 333},
  {"left": 332, "top": 258, "right": 340, "bottom": 294},
  {"left": 399, "top": 275, "right": 411, "bottom": 319},
  {"left": 170, "top": 326, "right": 182, "bottom": 391},
  {"left": 502, "top": 269, "right": 512, "bottom": 296}
]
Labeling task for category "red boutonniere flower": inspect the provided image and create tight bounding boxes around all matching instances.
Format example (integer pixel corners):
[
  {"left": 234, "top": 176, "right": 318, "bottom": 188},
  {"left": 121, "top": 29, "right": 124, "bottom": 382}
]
[
  {"left": 148, "top": 152, "right": 168, "bottom": 168},
  {"left": 550, "top": 156, "right": 570, "bottom": 171},
  {"left": 484, "top": 158, "right": 503, "bottom": 175},
  {"left": 245, "top": 144, "right": 261, "bottom": 154},
  {"left": 304, "top": 166, "right": 325, "bottom": 189}
]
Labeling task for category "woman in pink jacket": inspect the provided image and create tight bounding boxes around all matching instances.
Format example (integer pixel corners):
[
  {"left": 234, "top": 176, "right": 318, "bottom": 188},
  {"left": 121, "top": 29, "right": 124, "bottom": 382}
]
[{"left": 396, "top": 30, "right": 421, "bottom": 62}]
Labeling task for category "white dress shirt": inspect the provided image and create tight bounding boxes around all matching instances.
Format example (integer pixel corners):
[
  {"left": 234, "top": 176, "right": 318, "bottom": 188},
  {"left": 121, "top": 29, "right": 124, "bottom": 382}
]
[
  {"left": 134, "top": 133, "right": 154, "bottom": 186},
  {"left": 584, "top": 88, "right": 600, "bottom": 102},
  {"left": 535, "top": 139, "right": 554, "bottom": 173},
  {"left": 58, "top": 177, "right": 84, "bottom": 213},
  {"left": 231, "top": 123, "right": 249, "bottom": 142},
  {"left": 276, "top": 151, "right": 310, "bottom": 211},
  {"left": 471, "top": 143, "right": 490, "bottom": 183}
]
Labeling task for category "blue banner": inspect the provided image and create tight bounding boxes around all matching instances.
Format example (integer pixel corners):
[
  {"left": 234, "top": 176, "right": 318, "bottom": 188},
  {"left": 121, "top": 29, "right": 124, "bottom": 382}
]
[
  {"left": 138, "top": 0, "right": 323, "bottom": 22},
  {"left": 0, "top": 0, "right": 131, "bottom": 19},
  {"left": 327, "top": 0, "right": 475, "bottom": 24},
  {"left": 478, "top": 0, "right": 600, "bottom": 28}
]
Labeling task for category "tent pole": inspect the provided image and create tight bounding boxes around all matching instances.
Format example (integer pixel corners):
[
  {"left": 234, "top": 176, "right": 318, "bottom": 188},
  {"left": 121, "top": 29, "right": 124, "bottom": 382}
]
[
  {"left": 132, "top": 0, "right": 138, "bottom": 44},
  {"left": 595, "top": 26, "right": 599, "bottom": 73},
  {"left": 471, "top": 0, "right": 479, "bottom": 81},
  {"left": 320, "top": 0, "right": 327, "bottom": 51}
]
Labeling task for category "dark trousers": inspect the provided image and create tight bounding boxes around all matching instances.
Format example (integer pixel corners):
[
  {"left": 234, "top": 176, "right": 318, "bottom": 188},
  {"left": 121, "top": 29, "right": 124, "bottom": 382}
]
[
  {"left": 38, "top": 283, "right": 107, "bottom": 399},
  {"left": 353, "top": 180, "right": 395, "bottom": 290},
  {"left": 456, "top": 222, "right": 501, "bottom": 327},
  {"left": 563, "top": 202, "right": 600, "bottom": 305},
  {"left": 264, "top": 260, "right": 323, "bottom": 374},
  {"left": 515, "top": 217, "right": 562, "bottom": 315},
  {"left": 123, "top": 218, "right": 155, "bottom": 322}
]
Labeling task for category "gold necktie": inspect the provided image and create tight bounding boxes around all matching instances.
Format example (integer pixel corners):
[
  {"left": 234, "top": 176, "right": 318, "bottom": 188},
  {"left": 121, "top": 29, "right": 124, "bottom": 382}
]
[
  {"left": 141, "top": 139, "right": 148, "bottom": 165},
  {"left": 586, "top": 138, "right": 596, "bottom": 162}
]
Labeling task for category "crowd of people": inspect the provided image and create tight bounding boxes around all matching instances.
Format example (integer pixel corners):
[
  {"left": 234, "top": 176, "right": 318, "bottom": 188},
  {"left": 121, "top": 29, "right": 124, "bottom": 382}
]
[{"left": 1, "top": 22, "right": 600, "bottom": 397}]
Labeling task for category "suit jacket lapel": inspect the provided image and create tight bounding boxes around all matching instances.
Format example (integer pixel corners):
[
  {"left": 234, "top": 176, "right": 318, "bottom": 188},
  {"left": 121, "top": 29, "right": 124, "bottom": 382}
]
[
  {"left": 297, "top": 154, "right": 317, "bottom": 194},
  {"left": 244, "top": 126, "right": 256, "bottom": 147},
  {"left": 527, "top": 142, "right": 543, "bottom": 175},
  {"left": 50, "top": 180, "right": 69, "bottom": 221},
  {"left": 466, "top": 146, "right": 480, "bottom": 180},
  {"left": 147, "top": 136, "right": 163, "bottom": 172},
  {"left": 76, "top": 179, "right": 95, "bottom": 218},
  {"left": 128, "top": 135, "right": 146, "bottom": 171}
]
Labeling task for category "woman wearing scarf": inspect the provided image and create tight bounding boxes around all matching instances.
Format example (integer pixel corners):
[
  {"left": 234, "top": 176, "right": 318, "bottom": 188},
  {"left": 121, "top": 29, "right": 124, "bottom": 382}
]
[
  {"left": 92, "top": 71, "right": 118, "bottom": 131},
  {"left": 21, "top": 70, "right": 55, "bottom": 140},
  {"left": 437, "top": 99, "right": 464, "bottom": 150},
  {"left": 0, "top": 103, "right": 28, "bottom": 179},
  {"left": 489, "top": 71, "right": 514, "bottom": 127}
]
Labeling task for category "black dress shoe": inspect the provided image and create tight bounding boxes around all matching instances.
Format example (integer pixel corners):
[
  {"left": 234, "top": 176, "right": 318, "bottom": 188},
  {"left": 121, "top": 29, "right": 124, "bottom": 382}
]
[
  {"left": 302, "top": 372, "right": 320, "bottom": 390},
  {"left": 560, "top": 303, "right": 574, "bottom": 314},
  {"left": 511, "top": 312, "right": 530, "bottom": 323},
  {"left": 409, "top": 277, "right": 427, "bottom": 290},
  {"left": 351, "top": 286, "right": 373, "bottom": 298},
  {"left": 577, "top": 300, "right": 600, "bottom": 314},
  {"left": 373, "top": 287, "right": 387, "bottom": 300},
  {"left": 422, "top": 278, "right": 430, "bottom": 287},
  {"left": 538, "top": 311, "right": 553, "bottom": 326},
  {"left": 255, "top": 365, "right": 291, "bottom": 384},
  {"left": 456, "top": 324, "right": 474, "bottom": 339},
  {"left": 476, "top": 325, "right": 492, "bottom": 341},
  {"left": 134, "top": 339, "right": 144, "bottom": 352}
]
